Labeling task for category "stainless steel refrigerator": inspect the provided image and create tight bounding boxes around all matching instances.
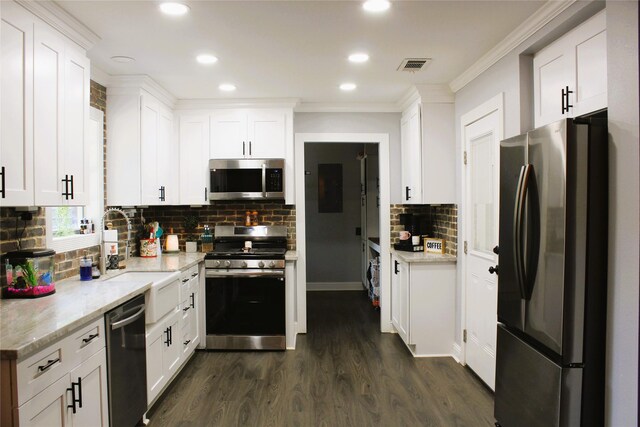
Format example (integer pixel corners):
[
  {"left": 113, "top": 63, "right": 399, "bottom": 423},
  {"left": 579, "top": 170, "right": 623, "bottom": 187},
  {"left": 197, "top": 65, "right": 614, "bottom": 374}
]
[{"left": 494, "top": 117, "right": 608, "bottom": 427}]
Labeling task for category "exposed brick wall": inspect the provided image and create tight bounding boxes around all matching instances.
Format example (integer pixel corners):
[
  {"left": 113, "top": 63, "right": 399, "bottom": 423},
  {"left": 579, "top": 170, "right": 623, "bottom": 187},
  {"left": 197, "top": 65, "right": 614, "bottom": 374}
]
[
  {"left": 390, "top": 204, "right": 457, "bottom": 256},
  {"left": 141, "top": 202, "right": 296, "bottom": 251},
  {"left": 0, "top": 81, "right": 107, "bottom": 282}
]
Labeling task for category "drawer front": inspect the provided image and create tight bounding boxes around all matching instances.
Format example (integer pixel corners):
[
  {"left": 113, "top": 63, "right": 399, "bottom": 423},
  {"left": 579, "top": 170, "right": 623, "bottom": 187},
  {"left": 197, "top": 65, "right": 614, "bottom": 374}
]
[
  {"left": 16, "top": 341, "right": 67, "bottom": 406},
  {"left": 66, "top": 317, "right": 105, "bottom": 369}
]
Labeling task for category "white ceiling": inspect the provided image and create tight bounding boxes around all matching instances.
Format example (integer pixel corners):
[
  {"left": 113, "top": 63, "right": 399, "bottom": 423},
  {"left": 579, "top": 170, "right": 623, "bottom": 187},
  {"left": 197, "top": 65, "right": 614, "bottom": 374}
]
[{"left": 57, "top": 0, "right": 546, "bottom": 104}]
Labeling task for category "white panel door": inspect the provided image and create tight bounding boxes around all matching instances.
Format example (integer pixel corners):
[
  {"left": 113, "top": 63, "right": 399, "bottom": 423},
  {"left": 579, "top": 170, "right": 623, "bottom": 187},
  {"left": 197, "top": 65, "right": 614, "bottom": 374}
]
[
  {"left": 140, "top": 95, "right": 160, "bottom": 205},
  {"left": 17, "top": 375, "right": 69, "bottom": 427},
  {"left": 464, "top": 109, "right": 500, "bottom": 390},
  {"left": 68, "top": 348, "right": 109, "bottom": 427},
  {"left": 572, "top": 11, "right": 607, "bottom": 117},
  {"left": 1, "top": 3, "right": 34, "bottom": 206},
  {"left": 157, "top": 108, "right": 175, "bottom": 204},
  {"left": 62, "top": 47, "right": 90, "bottom": 206},
  {"left": 247, "top": 110, "right": 286, "bottom": 158},
  {"left": 33, "top": 23, "right": 64, "bottom": 206},
  {"left": 400, "top": 104, "right": 422, "bottom": 204},
  {"left": 210, "top": 110, "right": 246, "bottom": 159},
  {"left": 533, "top": 38, "right": 571, "bottom": 128},
  {"left": 179, "top": 114, "right": 210, "bottom": 204}
]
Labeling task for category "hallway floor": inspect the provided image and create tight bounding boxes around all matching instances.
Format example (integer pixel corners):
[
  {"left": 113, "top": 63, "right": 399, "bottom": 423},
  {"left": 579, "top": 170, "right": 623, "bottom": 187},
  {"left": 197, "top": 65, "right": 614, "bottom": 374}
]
[{"left": 148, "top": 291, "right": 494, "bottom": 426}]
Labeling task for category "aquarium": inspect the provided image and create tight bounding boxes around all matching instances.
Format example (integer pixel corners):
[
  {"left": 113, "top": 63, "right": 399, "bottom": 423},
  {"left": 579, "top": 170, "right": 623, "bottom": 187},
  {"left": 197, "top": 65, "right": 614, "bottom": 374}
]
[{"left": 2, "top": 249, "right": 56, "bottom": 298}]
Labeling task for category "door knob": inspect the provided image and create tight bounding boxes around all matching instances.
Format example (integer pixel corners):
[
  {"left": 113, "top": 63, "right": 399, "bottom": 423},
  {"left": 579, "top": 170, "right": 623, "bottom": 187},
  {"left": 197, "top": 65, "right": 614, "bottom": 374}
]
[{"left": 488, "top": 265, "right": 499, "bottom": 275}]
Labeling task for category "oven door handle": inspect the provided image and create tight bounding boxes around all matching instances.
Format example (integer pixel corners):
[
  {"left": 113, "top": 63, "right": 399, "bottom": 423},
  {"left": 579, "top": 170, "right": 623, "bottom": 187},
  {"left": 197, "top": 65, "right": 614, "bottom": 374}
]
[
  {"left": 110, "top": 306, "right": 145, "bottom": 330},
  {"left": 206, "top": 270, "right": 285, "bottom": 278}
]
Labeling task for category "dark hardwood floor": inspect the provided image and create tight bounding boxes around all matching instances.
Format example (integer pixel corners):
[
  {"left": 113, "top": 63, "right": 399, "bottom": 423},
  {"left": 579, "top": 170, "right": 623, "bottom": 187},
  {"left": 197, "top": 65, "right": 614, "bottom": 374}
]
[{"left": 147, "top": 291, "right": 494, "bottom": 426}]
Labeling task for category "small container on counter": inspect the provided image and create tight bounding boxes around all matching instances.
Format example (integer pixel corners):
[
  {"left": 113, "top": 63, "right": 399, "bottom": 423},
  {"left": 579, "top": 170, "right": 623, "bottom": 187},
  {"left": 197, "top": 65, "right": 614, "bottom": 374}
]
[{"left": 80, "top": 252, "right": 92, "bottom": 281}]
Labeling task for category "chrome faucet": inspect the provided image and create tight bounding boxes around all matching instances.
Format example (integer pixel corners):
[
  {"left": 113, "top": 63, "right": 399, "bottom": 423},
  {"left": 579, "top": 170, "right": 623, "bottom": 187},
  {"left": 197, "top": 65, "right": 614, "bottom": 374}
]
[{"left": 99, "top": 207, "right": 132, "bottom": 275}]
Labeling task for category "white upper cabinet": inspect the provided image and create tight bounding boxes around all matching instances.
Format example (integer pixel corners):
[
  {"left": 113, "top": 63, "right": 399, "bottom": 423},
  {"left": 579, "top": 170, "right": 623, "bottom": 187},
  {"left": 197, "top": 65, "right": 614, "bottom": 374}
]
[
  {"left": 107, "top": 85, "right": 176, "bottom": 206},
  {"left": 399, "top": 86, "right": 456, "bottom": 205},
  {"left": 534, "top": 10, "right": 607, "bottom": 127},
  {"left": 178, "top": 114, "right": 210, "bottom": 205},
  {"left": 1, "top": 2, "right": 35, "bottom": 207},
  {"left": 210, "top": 109, "right": 287, "bottom": 159},
  {"left": 1, "top": 2, "right": 90, "bottom": 207}
]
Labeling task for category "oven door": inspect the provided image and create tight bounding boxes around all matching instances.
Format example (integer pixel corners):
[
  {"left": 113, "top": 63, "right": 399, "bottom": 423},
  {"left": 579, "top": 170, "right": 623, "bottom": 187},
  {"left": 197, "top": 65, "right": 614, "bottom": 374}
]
[
  {"left": 205, "top": 270, "right": 285, "bottom": 350},
  {"left": 209, "top": 159, "right": 284, "bottom": 201}
]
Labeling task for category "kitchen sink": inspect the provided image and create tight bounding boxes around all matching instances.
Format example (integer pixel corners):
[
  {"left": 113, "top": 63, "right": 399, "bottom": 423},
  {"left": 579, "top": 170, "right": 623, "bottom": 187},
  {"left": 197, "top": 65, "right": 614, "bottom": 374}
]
[{"left": 106, "top": 271, "right": 181, "bottom": 323}]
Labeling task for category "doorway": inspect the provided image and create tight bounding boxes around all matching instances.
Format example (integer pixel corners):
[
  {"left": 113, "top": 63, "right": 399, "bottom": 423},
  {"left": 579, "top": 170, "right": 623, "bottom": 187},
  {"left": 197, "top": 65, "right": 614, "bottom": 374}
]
[
  {"left": 294, "top": 133, "right": 392, "bottom": 338},
  {"left": 461, "top": 94, "right": 503, "bottom": 390}
]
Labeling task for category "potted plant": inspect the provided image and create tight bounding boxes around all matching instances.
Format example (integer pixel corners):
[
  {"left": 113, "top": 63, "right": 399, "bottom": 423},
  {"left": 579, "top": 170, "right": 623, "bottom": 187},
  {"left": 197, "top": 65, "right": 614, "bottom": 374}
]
[{"left": 184, "top": 214, "right": 199, "bottom": 253}]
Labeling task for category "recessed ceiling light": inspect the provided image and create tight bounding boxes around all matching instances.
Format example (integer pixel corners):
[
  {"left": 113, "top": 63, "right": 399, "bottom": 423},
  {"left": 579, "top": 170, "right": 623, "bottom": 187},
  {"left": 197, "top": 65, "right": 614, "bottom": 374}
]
[
  {"left": 363, "top": 0, "right": 390, "bottom": 12},
  {"left": 348, "top": 53, "right": 369, "bottom": 63},
  {"left": 159, "top": 2, "right": 190, "bottom": 16},
  {"left": 110, "top": 56, "right": 135, "bottom": 63},
  {"left": 196, "top": 54, "right": 218, "bottom": 64},
  {"left": 340, "top": 83, "right": 357, "bottom": 91},
  {"left": 219, "top": 83, "right": 236, "bottom": 92}
]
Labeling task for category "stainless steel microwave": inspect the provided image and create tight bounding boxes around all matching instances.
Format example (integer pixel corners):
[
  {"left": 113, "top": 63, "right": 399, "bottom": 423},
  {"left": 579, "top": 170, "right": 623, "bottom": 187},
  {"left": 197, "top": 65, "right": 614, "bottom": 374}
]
[{"left": 208, "top": 159, "right": 285, "bottom": 201}]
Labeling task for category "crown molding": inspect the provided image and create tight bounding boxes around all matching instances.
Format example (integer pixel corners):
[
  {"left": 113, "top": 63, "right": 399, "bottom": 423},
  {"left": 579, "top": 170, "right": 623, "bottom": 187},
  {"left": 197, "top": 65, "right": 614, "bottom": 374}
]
[
  {"left": 397, "top": 84, "right": 454, "bottom": 111},
  {"left": 107, "top": 75, "right": 177, "bottom": 108},
  {"left": 175, "top": 98, "right": 300, "bottom": 111},
  {"left": 294, "top": 102, "right": 401, "bottom": 113},
  {"left": 90, "top": 65, "right": 111, "bottom": 87},
  {"left": 449, "top": 0, "right": 576, "bottom": 93},
  {"left": 16, "top": 0, "right": 101, "bottom": 50}
]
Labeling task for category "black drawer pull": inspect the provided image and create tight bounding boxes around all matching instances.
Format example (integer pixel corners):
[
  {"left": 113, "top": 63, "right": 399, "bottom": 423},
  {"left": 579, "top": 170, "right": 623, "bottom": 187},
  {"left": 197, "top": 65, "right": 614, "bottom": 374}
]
[
  {"left": 190, "top": 292, "right": 195, "bottom": 309},
  {"left": 182, "top": 278, "right": 189, "bottom": 283},
  {"left": 191, "top": 273, "right": 198, "bottom": 278},
  {"left": 38, "top": 358, "right": 60, "bottom": 372},
  {"left": 0, "top": 166, "right": 5, "bottom": 198},
  {"left": 184, "top": 340, "right": 191, "bottom": 346},
  {"left": 82, "top": 333, "right": 99, "bottom": 344},
  {"left": 183, "top": 306, "right": 190, "bottom": 312}
]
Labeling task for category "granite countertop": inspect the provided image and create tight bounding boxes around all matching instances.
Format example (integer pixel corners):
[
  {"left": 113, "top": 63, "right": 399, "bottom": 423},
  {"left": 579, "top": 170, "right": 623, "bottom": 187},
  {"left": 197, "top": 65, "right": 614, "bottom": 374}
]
[
  {"left": 0, "top": 252, "right": 205, "bottom": 360},
  {"left": 393, "top": 250, "right": 457, "bottom": 264}
]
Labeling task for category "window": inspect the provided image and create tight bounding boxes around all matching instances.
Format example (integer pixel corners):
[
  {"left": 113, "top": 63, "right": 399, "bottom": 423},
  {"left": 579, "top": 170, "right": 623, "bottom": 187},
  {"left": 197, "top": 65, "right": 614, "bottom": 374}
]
[{"left": 46, "top": 107, "right": 104, "bottom": 252}]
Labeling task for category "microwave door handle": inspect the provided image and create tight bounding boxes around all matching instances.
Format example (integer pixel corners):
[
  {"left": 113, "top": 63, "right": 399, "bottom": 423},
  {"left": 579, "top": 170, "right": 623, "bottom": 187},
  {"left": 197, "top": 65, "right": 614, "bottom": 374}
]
[{"left": 262, "top": 163, "right": 267, "bottom": 197}]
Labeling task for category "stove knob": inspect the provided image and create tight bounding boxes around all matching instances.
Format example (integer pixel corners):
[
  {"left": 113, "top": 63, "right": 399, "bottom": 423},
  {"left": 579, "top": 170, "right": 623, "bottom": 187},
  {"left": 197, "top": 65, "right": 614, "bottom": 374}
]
[
  {"left": 214, "top": 260, "right": 221, "bottom": 268},
  {"left": 269, "top": 261, "right": 276, "bottom": 269},
  {"left": 224, "top": 260, "right": 231, "bottom": 268},
  {"left": 258, "top": 261, "right": 265, "bottom": 268},
  {"left": 241, "top": 261, "right": 248, "bottom": 268}
]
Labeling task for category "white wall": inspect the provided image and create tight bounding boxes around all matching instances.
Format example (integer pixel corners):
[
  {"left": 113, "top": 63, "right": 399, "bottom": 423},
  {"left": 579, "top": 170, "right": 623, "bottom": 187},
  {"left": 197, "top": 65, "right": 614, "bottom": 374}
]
[
  {"left": 304, "top": 143, "right": 363, "bottom": 283},
  {"left": 454, "top": 1, "right": 639, "bottom": 424},
  {"left": 294, "top": 113, "right": 402, "bottom": 203},
  {"left": 604, "top": 1, "right": 639, "bottom": 425}
]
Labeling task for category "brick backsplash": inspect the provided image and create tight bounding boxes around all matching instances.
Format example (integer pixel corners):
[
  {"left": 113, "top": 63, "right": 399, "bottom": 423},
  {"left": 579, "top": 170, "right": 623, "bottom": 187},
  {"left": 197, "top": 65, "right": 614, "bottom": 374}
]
[
  {"left": 0, "top": 81, "right": 107, "bottom": 283},
  {"left": 141, "top": 202, "right": 297, "bottom": 251},
  {"left": 390, "top": 204, "right": 457, "bottom": 256}
]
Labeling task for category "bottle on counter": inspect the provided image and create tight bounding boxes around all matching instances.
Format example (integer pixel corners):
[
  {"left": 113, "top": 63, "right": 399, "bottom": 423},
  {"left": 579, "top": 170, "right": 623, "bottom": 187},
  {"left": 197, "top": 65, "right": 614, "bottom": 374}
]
[{"left": 245, "top": 211, "right": 251, "bottom": 226}]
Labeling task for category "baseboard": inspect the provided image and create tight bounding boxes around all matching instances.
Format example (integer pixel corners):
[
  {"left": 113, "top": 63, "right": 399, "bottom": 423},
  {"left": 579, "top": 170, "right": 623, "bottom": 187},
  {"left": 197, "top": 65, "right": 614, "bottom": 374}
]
[
  {"left": 452, "top": 343, "right": 463, "bottom": 363},
  {"left": 307, "top": 281, "right": 364, "bottom": 291}
]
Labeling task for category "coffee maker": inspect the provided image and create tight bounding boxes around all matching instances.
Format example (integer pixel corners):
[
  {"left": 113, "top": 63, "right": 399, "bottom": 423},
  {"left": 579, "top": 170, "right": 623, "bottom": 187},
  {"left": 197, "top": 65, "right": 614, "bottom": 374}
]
[{"left": 394, "top": 213, "right": 431, "bottom": 252}]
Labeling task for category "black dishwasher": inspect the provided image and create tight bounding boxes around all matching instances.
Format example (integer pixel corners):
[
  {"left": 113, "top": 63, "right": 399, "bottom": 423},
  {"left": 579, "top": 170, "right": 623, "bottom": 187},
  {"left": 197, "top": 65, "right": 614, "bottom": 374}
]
[{"left": 105, "top": 294, "right": 147, "bottom": 427}]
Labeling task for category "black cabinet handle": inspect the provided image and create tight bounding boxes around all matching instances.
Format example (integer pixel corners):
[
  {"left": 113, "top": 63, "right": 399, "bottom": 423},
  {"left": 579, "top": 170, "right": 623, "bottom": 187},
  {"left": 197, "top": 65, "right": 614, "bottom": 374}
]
[
  {"left": 405, "top": 186, "right": 411, "bottom": 201},
  {"left": 61, "top": 175, "right": 69, "bottom": 199},
  {"left": 493, "top": 246, "right": 499, "bottom": 255},
  {"left": 159, "top": 186, "right": 165, "bottom": 201},
  {"left": 77, "top": 377, "right": 82, "bottom": 409},
  {"left": 164, "top": 327, "right": 171, "bottom": 346},
  {"left": 38, "top": 358, "right": 60, "bottom": 372},
  {"left": 190, "top": 292, "right": 195, "bottom": 309},
  {"left": 249, "top": 141, "right": 252, "bottom": 156},
  {"left": 182, "top": 278, "right": 189, "bottom": 283},
  {"left": 376, "top": 195, "right": 380, "bottom": 208},
  {"left": 0, "top": 166, "right": 5, "bottom": 198},
  {"left": 82, "top": 333, "right": 99, "bottom": 344},
  {"left": 169, "top": 325, "right": 173, "bottom": 345},
  {"left": 204, "top": 187, "right": 208, "bottom": 202},
  {"left": 489, "top": 265, "right": 499, "bottom": 275},
  {"left": 394, "top": 260, "right": 399, "bottom": 275},
  {"left": 184, "top": 340, "right": 191, "bottom": 346},
  {"left": 562, "top": 86, "right": 574, "bottom": 114},
  {"left": 191, "top": 273, "right": 198, "bottom": 278},
  {"left": 67, "top": 383, "right": 77, "bottom": 414},
  {"left": 183, "top": 306, "right": 190, "bottom": 312},
  {"left": 243, "top": 141, "right": 246, "bottom": 156},
  {"left": 69, "top": 175, "right": 74, "bottom": 200}
]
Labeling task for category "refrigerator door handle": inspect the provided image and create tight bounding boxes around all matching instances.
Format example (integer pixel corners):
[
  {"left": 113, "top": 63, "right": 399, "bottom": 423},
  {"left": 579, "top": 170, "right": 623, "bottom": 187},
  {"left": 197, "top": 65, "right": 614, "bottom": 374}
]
[{"left": 514, "top": 164, "right": 533, "bottom": 300}]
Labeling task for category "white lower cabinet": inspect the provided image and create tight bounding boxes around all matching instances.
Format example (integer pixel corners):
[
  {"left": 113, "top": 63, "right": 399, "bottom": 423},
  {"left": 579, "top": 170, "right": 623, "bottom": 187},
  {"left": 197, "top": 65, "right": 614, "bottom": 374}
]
[
  {"left": 9, "top": 317, "right": 108, "bottom": 427},
  {"left": 145, "top": 308, "right": 181, "bottom": 405},
  {"left": 391, "top": 254, "right": 456, "bottom": 356}
]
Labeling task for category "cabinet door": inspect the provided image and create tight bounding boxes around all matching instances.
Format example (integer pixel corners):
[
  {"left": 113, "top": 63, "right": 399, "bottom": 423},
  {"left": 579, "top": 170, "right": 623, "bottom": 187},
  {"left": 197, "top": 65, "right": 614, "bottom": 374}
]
[
  {"left": 157, "top": 108, "right": 175, "bottom": 204},
  {"left": 17, "top": 375, "right": 70, "bottom": 427},
  {"left": 62, "top": 47, "right": 90, "bottom": 206},
  {"left": 398, "top": 260, "right": 410, "bottom": 344},
  {"left": 189, "top": 290, "right": 199, "bottom": 349},
  {"left": 210, "top": 110, "right": 246, "bottom": 159},
  {"left": 33, "top": 23, "right": 65, "bottom": 206},
  {"left": 400, "top": 104, "right": 422, "bottom": 204},
  {"left": 247, "top": 110, "right": 286, "bottom": 159},
  {"left": 140, "top": 95, "right": 161, "bottom": 205},
  {"left": 164, "top": 310, "right": 182, "bottom": 378},
  {"left": 179, "top": 114, "right": 210, "bottom": 204},
  {"left": 571, "top": 11, "right": 607, "bottom": 117},
  {"left": 68, "top": 348, "right": 109, "bottom": 427},
  {"left": 533, "top": 38, "right": 572, "bottom": 128},
  {"left": 145, "top": 321, "right": 167, "bottom": 405},
  {"left": 1, "top": 2, "right": 35, "bottom": 206},
  {"left": 391, "top": 255, "right": 405, "bottom": 340}
]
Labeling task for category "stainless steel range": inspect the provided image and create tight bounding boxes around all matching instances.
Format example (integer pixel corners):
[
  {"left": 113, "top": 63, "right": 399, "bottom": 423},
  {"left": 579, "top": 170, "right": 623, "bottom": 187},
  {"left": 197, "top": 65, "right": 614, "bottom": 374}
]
[{"left": 204, "top": 225, "right": 287, "bottom": 350}]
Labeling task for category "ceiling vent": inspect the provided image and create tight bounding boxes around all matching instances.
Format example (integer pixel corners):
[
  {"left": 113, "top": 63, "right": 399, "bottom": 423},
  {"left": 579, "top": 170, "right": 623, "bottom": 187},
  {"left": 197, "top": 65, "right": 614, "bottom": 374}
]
[{"left": 397, "top": 58, "right": 431, "bottom": 72}]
